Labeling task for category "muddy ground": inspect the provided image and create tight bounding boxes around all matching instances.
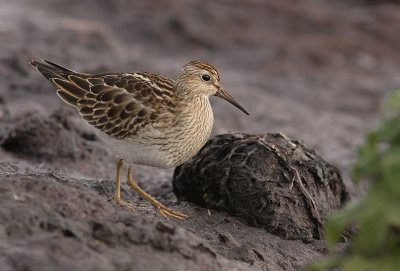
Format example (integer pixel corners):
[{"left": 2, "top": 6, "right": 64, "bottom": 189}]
[{"left": 1, "top": 0, "right": 400, "bottom": 270}]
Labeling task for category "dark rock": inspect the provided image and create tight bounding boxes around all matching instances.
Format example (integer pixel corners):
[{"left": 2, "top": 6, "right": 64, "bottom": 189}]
[{"left": 173, "top": 133, "right": 349, "bottom": 242}]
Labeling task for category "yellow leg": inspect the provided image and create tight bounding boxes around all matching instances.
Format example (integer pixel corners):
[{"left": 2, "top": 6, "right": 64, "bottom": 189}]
[
  {"left": 127, "top": 166, "right": 188, "bottom": 220},
  {"left": 109, "top": 158, "right": 135, "bottom": 211}
]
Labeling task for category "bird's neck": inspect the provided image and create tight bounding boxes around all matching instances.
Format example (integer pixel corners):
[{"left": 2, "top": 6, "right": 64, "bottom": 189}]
[
  {"left": 173, "top": 79, "right": 202, "bottom": 101},
  {"left": 179, "top": 95, "right": 214, "bottom": 152}
]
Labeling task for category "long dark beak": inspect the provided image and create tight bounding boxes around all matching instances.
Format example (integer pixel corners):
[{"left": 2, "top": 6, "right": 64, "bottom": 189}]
[{"left": 214, "top": 88, "right": 250, "bottom": 115}]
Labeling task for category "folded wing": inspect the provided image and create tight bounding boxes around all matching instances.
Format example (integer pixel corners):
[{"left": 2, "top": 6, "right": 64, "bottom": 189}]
[{"left": 30, "top": 60, "right": 176, "bottom": 139}]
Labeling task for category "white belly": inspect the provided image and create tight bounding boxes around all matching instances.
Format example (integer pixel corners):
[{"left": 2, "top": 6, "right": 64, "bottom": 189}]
[{"left": 95, "top": 131, "right": 174, "bottom": 168}]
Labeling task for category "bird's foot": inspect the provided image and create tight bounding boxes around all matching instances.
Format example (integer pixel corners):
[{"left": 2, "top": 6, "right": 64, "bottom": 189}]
[
  {"left": 125, "top": 166, "right": 188, "bottom": 220},
  {"left": 151, "top": 201, "right": 188, "bottom": 220},
  {"left": 108, "top": 195, "right": 136, "bottom": 212}
]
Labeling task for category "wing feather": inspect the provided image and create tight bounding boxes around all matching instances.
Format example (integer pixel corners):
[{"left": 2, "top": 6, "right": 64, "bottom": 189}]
[{"left": 30, "top": 60, "right": 178, "bottom": 139}]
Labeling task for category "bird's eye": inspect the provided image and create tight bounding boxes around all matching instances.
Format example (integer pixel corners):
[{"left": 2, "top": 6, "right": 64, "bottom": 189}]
[{"left": 201, "top": 74, "right": 211, "bottom": 81}]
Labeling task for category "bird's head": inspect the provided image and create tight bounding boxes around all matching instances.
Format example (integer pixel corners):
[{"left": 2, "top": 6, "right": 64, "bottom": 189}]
[{"left": 175, "top": 61, "right": 249, "bottom": 115}]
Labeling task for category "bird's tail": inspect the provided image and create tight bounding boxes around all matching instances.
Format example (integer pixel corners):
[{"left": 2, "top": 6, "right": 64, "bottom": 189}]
[
  {"left": 29, "top": 60, "right": 77, "bottom": 80},
  {"left": 29, "top": 60, "right": 89, "bottom": 107}
]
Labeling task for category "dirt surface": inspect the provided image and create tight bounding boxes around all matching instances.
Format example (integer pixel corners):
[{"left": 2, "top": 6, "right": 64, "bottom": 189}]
[{"left": 1, "top": 0, "right": 400, "bottom": 270}]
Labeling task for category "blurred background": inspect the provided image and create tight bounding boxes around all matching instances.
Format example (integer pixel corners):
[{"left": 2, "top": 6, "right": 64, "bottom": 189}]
[{"left": 1, "top": 0, "right": 400, "bottom": 195}]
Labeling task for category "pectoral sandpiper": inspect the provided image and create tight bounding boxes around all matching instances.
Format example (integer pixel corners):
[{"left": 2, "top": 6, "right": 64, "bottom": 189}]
[{"left": 30, "top": 60, "right": 249, "bottom": 219}]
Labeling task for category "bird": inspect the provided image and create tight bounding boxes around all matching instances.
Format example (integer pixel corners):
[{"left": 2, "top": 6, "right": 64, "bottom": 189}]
[{"left": 29, "top": 59, "right": 249, "bottom": 219}]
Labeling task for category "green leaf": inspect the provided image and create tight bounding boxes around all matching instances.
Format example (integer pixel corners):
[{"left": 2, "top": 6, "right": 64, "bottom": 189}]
[
  {"left": 310, "top": 89, "right": 400, "bottom": 270},
  {"left": 324, "top": 201, "right": 362, "bottom": 250}
]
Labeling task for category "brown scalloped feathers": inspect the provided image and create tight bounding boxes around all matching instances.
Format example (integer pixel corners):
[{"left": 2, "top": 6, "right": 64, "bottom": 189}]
[{"left": 30, "top": 60, "right": 178, "bottom": 139}]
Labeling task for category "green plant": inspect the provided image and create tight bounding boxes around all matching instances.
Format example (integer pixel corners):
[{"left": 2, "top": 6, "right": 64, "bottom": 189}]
[{"left": 308, "top": 90, "right": 400, "bottom": 271}]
